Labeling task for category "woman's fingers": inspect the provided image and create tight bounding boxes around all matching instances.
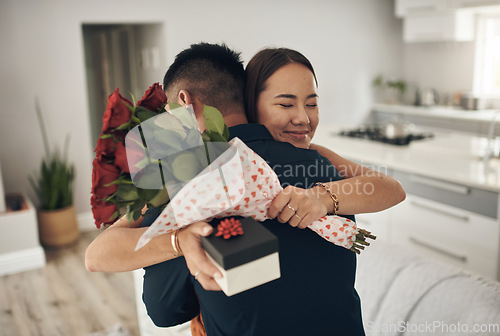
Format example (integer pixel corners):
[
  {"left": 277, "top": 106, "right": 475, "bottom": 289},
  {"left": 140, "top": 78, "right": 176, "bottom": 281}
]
[
  {"left": 267, "top": 186, "right": 293, "bottom": 219},
  {"left": 269, "top": 185, "right": 329, "bottom": 228}
]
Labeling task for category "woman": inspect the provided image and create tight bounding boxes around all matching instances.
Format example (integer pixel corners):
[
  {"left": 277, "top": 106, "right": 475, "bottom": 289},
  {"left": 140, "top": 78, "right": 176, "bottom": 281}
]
[{"left": 245, "top": 47, "right": 405, "bottom": 231}]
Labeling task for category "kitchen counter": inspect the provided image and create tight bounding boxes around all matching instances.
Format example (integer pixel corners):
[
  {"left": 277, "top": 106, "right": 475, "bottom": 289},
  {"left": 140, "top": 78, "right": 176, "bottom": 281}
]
[
  {"left": 372, "top": 103, "right": 499, "bottom": 123},
  {"left": 313, "top": 124, "right": 500, "bottom": 193}
]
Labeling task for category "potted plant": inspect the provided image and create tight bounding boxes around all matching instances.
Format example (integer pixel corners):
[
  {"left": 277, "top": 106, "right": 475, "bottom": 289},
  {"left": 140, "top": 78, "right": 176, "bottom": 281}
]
[
  {"left": 29, "top": 99, "right": 79, "bottom": 247},
  {"left": 372, "top": 74, "right": 407, "bottom": 104}
]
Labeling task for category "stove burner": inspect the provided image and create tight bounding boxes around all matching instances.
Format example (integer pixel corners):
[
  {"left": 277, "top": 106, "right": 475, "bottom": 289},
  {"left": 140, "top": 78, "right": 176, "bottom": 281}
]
[{"left": 338, "top": 126, "right": 434, "bottom": 146}]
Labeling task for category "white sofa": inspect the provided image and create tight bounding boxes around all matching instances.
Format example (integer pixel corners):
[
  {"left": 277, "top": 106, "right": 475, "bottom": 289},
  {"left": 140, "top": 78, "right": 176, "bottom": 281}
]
[
  {"left": 134, "top": 240, "right": 500, "bottom": 336},
  {"left": 356, "top": 240, "right": 500, "bottom": 336}
]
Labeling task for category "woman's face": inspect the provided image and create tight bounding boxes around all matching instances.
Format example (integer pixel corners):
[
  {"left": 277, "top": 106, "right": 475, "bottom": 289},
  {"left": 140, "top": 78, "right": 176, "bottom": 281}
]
[{"left": 256, "top": 63, "right": 319, "bottom": 149}]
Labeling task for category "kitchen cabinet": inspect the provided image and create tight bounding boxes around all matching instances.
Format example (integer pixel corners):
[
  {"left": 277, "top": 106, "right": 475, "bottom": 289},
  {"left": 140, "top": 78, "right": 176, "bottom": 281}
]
[
  {"left": 390, "top": 170, "right": 499, "bottom": 279},
  {"left": 449, "top": 0, "right": 500, "bottom": 9},
  {"left": 395, "top": 0, "right": 500, "bottom": 42},
  {"left": 396, "top": 0, "right": 449, "bottom": 18},
  {"left": 397, "top": 0, "right": 500, "bottom": 16},
  {"left": 403, "top": 10, "right": 475, "bottom": 42},
  {"left": 356, "top": 169, "right": 499, "bottom": 280},
  {"left": 391, "top": 194, "right": 499, "bottom": 279}
]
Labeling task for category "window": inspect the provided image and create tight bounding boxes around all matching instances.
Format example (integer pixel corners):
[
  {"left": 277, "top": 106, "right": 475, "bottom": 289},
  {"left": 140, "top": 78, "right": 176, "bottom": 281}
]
[{"left": 474, "top": 14, "right": 500, "bottom": 97}]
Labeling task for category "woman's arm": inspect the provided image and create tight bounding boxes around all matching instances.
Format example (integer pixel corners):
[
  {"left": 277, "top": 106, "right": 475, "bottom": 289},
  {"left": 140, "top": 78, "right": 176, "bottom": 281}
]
[
  {"left": 85, "top": 214, "right": 176, "bottom": 272},
  {"left": 310, "top": 143, "right": 406, "bottom": 215},
  {"left": 85, "top": 213, "right": 223, "bottom": 290}
]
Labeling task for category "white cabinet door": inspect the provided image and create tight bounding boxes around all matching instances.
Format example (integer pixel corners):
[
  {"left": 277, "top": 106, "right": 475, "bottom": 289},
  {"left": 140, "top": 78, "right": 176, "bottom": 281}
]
[
  {"left": 396, "top": 0, "right": 449, "bottom": 17},
  {"left": 449, "top": 0, "right": 500, "bottom": 9},
  {"left": 403, "top": 10, "right": 475, "bottom": 42},
  {"left": 391, "top": 194, "right": 499, "bottom": 280}
]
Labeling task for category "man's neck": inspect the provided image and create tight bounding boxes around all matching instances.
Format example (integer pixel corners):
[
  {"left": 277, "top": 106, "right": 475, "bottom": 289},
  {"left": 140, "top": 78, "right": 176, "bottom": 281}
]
[{"left": 223, "top": 113, "right": 248, "bottom": 127}]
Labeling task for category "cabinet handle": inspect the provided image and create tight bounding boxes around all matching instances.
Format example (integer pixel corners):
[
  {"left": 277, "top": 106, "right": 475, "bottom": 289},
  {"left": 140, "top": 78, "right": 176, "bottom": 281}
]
[
  {"left": 410, "top": 200, "right": 470, "bottom": 222},
  {"left": 409, "top": 236, "right": 467, "bottom": 263},
  {"left": 410, "top": 175, "right": 470, "bottom": 195}
]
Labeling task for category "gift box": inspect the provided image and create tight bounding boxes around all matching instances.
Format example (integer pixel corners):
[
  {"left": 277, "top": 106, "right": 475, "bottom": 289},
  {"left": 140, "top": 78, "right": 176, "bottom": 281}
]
[{"left": 201, "top": 217, "right": 280, "bottom": 296}]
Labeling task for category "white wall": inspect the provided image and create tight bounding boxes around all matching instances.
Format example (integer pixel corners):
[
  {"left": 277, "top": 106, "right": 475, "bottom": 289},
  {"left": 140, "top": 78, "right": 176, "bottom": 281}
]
[
  {"left": 403, "top": 41, "right": 476, "bottom": 99},
  {"left": 0, "top": 0, "right": 403, "bottom": 221}
]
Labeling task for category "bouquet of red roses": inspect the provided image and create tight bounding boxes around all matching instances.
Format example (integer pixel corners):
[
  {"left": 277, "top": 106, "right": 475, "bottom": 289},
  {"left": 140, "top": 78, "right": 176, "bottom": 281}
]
[
  {"left": 91, "top": 83, "right": 232, "bottom": 229},
  {"left": 91, "top": 83, "right": 172, "bottom": 228}
]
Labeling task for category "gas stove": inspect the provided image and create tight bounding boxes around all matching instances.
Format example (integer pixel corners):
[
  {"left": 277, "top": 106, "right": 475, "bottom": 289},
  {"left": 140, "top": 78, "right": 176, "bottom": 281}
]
[{"left": 338, "top": 126, "right": 434, "bottom": 146}]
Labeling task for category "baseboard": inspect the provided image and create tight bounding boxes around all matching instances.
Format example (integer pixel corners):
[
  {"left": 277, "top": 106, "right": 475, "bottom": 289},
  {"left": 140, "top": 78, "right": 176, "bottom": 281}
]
[
  {"left": 0, "top": 246, "right": 46, "bottom": 276},
  {"left": 78, "top": 211, "right": 97, "bottom": 232}
]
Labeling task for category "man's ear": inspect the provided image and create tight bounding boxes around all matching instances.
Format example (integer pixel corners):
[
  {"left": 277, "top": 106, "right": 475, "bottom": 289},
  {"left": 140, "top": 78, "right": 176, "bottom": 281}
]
[{"left": 177, "top": 89, "right": 193, "bottom": 106}]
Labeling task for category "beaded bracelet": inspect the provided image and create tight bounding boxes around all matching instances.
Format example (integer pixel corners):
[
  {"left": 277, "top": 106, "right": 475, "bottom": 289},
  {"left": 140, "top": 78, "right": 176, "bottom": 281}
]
[
  {"left": 314, "top": 182, "right": 339, "bottom": 216},
  {"left": 171, "top": 229, "right": 183, "bottom": 257}
]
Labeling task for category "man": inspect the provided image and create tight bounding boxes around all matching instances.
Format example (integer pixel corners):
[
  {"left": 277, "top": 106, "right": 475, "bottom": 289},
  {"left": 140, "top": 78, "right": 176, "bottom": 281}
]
[{"left": 86, "top": 42, "right": 401, "bottom": 335}]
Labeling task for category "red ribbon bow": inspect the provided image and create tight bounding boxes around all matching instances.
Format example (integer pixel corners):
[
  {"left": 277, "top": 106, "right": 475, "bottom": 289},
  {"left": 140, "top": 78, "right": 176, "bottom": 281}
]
[{"left": 215, "top": 218, "right": 244, "bottom": 239}]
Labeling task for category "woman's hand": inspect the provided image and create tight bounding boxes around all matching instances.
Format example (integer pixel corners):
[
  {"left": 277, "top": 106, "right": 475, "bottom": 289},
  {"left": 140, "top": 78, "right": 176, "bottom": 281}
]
[{"left": 267, "top": 185, "right": 330, "bottom": 229}]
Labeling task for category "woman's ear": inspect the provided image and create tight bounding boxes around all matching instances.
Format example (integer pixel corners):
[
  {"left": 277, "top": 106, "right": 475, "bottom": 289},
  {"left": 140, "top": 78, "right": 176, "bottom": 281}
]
[{"left": 177, "top": 89, "right": 193, "bottom": 106}]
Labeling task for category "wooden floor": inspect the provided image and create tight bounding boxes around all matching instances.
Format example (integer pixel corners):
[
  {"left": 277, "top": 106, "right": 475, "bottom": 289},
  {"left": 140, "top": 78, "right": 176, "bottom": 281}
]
[{"left": 0, "top": 231, "right": 140, "bottom": 336}]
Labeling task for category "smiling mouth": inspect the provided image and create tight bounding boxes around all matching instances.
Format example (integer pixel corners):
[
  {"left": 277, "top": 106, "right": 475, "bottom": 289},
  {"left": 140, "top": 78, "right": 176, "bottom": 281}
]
[{"left": 284, "top": 131, "right": 309, "bottom": 139}]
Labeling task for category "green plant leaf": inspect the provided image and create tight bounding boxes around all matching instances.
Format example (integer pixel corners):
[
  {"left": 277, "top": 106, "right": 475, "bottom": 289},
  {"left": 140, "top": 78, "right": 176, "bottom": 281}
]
[
  {"left": 167, "top": 102, "right": 182, "bottom": 110},
  {"left": 148, "top": 188, "right": 170, "bottom": 208},
  {"left": 136, "top": 106, "right": 159, "bottom": 122},
  {"left": 203, "top": 105, "right": 225, "bottom": 137}
]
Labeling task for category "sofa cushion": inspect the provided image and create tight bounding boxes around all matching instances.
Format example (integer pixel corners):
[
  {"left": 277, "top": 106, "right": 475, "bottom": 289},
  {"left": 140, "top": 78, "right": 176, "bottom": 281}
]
[
  {"left": 355, "top": 241, "right": 420, "bottom": 325},
  {"left": 356, "top": 240, "right": 500, "bottom": 336},
  {"left": 406, "top": 273, "right": 500, "bottom": 336}
]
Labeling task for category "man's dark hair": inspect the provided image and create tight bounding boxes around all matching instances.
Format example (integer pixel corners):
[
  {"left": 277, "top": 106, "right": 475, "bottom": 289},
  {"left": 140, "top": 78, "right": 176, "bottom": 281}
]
[{"left": 163, "top": 42, "right": 246, "bottom": 114}]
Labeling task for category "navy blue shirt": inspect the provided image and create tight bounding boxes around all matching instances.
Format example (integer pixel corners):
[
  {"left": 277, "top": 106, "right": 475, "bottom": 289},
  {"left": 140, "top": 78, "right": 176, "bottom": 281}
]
[{"left": 142, "top": 124, "right": 365, "bottom": 336}]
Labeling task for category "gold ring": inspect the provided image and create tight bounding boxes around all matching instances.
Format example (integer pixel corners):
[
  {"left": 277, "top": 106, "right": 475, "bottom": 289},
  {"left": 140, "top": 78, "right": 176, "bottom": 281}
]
[{"left": 287, "top": 204, "right": 296, "bottom": 212}]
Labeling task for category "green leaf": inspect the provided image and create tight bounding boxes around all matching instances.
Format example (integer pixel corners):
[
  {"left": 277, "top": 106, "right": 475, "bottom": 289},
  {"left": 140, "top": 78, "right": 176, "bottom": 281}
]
[
  {"left": 170, "top": 105, "right": 198, "bottom": 130},
  {"left": 148, "top": 188, "right": 170, "bottom": 208},
  {"left": 138, "top": 188, "right": 159, "bottom": 201},
  {"left": 116, "top": 184, "right": 140, "bottom": 202},
  {"left": 203, "top": 105, "right": 225, "bottom": 137},
  {"left": 136, "top": 106, "right": 160, "bottom": 122},
  {"left": 167, "top": 102, "right": 182, "bottom": 110},
  {"left": 206, "top": 130, "right": 227, "bottom": 142}
]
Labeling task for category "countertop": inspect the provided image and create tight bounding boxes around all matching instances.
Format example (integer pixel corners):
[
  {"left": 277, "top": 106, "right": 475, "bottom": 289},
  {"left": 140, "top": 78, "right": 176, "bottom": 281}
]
[
  {"left": 372, "top": 103, "right": 499, "bottom": 124},
  {"left": 313, "top": 124, "right": 500, "bottom": 193}
]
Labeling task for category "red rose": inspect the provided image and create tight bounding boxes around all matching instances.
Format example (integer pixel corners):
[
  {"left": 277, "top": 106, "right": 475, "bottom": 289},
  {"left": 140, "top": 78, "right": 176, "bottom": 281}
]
[
  {"left": 102, "top": 89, "right": 132, "bottom": 132},
  {"left": 94, "top": 132, "right": 125, "bottom": 156},
  {"left": 123, "top": 131, "right": 147, "bottom": 175},
  {"left": 114, "top": 142, "right": 130, "bottom": 174},
  {"left": 91, "top": 158, "right": 120, "bottom": 199},
  {"left": 137, "top": 83, "right": 167, "bottom": 112},
  {"left": 91, "top": 195, "right": 118, "bottom": 229}
]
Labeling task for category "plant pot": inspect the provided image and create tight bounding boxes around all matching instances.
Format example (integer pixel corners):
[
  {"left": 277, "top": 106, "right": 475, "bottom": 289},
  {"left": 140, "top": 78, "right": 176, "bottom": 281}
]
[{"left": 38, "top": 205, "right": 79, "bottom": 247}]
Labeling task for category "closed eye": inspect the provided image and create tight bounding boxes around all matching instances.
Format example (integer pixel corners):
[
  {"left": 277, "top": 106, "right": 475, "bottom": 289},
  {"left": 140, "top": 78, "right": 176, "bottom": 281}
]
[{"left": 279, "top": 104, "right": 293, "bottom": 108}]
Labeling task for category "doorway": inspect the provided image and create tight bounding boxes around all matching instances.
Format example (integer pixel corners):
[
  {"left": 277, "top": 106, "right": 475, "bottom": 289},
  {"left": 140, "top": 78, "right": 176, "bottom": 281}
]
[{"left": 82, "top": 23, "right": 166, "bottom": 147}]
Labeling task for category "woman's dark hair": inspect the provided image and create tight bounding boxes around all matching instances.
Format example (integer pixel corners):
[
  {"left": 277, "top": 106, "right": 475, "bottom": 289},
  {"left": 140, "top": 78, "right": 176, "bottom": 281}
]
[{"left": 245, "top": 48, "right": 318, "bottom": 123}]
